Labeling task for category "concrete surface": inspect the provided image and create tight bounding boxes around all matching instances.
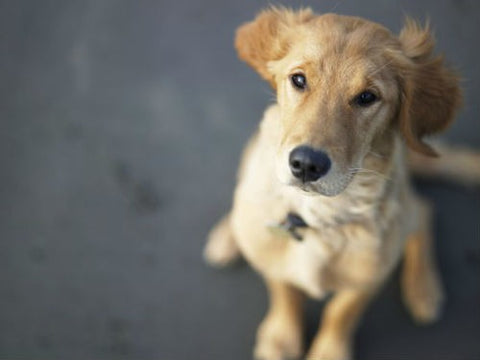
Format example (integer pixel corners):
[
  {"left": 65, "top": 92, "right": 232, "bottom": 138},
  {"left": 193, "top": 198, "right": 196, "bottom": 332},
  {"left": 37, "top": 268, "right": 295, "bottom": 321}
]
[{"left": 0, "top": 1, "right": 479, "bottom": 359}]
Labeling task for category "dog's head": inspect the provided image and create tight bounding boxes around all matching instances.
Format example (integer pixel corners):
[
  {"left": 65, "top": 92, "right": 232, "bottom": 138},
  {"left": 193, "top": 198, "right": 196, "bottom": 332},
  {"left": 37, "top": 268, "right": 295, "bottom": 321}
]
[{"left": 235, "top": 8, "right": 461, "bottom": 196}]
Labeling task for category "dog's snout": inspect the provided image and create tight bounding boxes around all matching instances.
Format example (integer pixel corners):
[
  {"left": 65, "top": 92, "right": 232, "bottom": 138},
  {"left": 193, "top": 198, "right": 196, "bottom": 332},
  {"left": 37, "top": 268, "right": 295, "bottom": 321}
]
[{"left": 289, "top": 146, "right": 331, "bottom": 182}]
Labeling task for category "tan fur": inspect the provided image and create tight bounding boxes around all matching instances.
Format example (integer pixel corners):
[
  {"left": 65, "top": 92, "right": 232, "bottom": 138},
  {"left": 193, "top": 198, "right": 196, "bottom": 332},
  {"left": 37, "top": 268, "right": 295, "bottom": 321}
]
[
  {"left": 205, "top": 8, "right": 466, "bottom": 360},
  {"left": 396, "top": 19, "right": 462, "bottom": 156}
]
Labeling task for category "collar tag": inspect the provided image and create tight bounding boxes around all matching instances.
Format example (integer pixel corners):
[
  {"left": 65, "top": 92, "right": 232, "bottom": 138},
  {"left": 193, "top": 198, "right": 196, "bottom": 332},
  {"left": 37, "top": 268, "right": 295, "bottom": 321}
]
[{"left": 267, "top": 212, "right": 308, "bottom": 241}]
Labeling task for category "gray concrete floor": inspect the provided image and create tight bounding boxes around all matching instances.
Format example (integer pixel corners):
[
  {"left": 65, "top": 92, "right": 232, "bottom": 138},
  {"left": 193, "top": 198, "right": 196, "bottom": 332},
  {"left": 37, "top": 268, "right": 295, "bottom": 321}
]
[{"left": 1, "top": 1, "right": 479, "bottom": 359}]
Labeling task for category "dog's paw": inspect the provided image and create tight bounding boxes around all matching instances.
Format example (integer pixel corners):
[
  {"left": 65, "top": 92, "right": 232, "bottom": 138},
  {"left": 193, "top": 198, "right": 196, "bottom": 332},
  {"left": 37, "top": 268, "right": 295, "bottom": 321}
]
[
  {"left": 203, "top": 234, "right": 240, "bottom": 268},
  {"left": 306, "top": 336, "right": 351, "bottom": 360},
  {"left": 402, "top": 267, "right": 445, "bottom": 324},
  {"left": 254, "top": 314, "right": 303, "bottom": 360},
  {"left": 203, "top": 216, "right": 241, "bottom": 268}
]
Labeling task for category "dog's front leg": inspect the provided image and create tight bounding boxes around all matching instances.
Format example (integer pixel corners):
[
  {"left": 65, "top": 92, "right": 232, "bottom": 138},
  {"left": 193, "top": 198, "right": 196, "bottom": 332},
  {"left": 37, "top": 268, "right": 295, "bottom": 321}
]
[
  {"left": 306, "top": 288, "right": 377, "bottom": 360},
  {"left": 254, "top": 279, "right": 305, "bottom": 360},
  {"left": 401, "top": 198, "right": 445, "bottom": 324}
]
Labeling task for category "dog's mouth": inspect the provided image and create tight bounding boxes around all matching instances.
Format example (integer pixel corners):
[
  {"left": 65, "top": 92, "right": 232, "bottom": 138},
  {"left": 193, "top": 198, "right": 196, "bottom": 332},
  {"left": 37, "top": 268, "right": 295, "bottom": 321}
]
[
  {"left": 276, "top": 149, "right": 356, "bottom": 197},
  {"left": 295, "top": 182, "right": 319, "bottom": 194},
  {"left": 289, "top": 180, "right": 335, "bottom": 197},
  {"left": 287, "top": 172, "right": 355, "bottom": 197}
]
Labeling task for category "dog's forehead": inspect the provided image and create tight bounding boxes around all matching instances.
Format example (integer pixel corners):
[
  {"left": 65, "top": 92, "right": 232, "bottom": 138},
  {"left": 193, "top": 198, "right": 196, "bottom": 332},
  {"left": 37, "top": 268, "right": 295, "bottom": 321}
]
[
  {"left": 294, "top": 14, "right": 395, "bottom": 62},
  {"left": 282, "top": 15, "right": 396, "bottom": 87},
  {"left": 314, "top": 14, "right": 393, "bottom": 43}
]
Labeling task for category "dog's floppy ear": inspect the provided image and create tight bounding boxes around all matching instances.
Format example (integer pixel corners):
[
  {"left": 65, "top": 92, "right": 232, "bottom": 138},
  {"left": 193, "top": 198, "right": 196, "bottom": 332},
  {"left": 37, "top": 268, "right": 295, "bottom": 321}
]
[
  {"left": 396, "top": 18, "right": 462, "bottom": 156},
  {"left": 235, "top": 7, "right": 314, "bottom": 87}
]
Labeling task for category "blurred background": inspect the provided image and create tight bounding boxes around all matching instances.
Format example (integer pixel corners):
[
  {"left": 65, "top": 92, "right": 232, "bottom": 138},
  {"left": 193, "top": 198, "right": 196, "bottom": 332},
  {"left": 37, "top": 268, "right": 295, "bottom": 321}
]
[{"left": 1, "top": 0, "right": 479, "bottom": 359}]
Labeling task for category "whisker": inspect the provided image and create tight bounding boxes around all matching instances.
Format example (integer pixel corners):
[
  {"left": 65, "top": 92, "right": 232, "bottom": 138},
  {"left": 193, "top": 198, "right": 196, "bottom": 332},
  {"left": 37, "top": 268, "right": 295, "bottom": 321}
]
[
  {"left": 263, "top": 87, "right": 276, "bottom": 103},
  {"left": 367, "top": 150, "right": 386, "bottom": 159},
  {"left": 366, "top": 59, "right": 395, "bottom": 77},
  {"left": 349, "top": 167, "right": 392, "bottom": 181}
]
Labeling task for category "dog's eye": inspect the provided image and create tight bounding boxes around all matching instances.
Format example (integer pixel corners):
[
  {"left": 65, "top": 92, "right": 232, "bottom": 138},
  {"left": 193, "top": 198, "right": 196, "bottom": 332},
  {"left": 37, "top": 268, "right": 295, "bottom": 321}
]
[
  {"left": 291, "top": 74, "right": 307, "bottom": 90},
  {"left": 355, "top": 91, "right": 378, "bottom": 107}
]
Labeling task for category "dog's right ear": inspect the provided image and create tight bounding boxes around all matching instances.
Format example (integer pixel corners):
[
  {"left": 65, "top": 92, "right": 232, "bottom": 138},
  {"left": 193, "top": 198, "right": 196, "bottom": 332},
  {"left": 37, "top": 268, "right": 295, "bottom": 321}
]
[{"left": 235, "top": 7, "right": 314, "bottom": 88}]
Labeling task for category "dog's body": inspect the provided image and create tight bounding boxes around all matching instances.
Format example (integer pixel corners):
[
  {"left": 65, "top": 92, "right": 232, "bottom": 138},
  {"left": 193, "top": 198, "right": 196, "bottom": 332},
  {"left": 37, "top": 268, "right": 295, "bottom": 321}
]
[
  {"left": 204, "top": 8, "right": 477, "bottom": 360},
  {"left": 231, "top": 104, "right": 412, "bottom": 299}
]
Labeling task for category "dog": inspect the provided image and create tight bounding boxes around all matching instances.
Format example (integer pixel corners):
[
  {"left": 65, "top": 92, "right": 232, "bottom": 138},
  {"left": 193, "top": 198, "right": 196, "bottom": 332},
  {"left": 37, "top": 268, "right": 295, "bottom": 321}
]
[{"left": 204, "top": 7, "right": 479, "bottom": 360}]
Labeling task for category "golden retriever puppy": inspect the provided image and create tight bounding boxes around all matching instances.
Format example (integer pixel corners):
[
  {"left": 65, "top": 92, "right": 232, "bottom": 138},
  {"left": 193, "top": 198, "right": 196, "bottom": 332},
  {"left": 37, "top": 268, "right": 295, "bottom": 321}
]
[{"left": 204, "top": 7, "right": 469, "bottom": 360}]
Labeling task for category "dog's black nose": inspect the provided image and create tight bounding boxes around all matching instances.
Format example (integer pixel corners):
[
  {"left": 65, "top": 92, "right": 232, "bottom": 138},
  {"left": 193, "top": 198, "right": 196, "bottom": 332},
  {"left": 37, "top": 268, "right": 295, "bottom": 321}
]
[{"left": 289, "top": 146, "right": 331, "bottom": 182}]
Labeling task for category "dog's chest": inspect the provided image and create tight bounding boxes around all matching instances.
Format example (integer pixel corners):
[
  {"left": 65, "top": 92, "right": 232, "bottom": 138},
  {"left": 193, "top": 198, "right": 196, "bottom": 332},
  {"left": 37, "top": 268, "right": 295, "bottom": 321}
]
[
  {"left": 234, "top": 182, "right": 384, "bottom": 298},
  {"left": 232, "top": 135, "right": 395, "bottom": 296}
]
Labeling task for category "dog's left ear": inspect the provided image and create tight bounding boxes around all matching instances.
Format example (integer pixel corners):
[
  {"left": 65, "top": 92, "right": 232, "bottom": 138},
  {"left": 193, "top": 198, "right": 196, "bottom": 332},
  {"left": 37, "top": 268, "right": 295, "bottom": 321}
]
[
  {"left": 396, "top": 18, "right": 462, "bottom": 156},
  {"left": 235, "top": 7, "right": 314, "bottom": 88}
]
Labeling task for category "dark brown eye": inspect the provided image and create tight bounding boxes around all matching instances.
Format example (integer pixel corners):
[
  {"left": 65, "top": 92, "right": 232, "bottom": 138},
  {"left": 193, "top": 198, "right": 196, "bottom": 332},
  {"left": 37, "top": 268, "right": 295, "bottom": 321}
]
[
  {"left": 355, "top": 91, "right": 378, "bottom": 106},
  {"left": 291, "top": 74, "right": 307, "bottom": 90}
]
